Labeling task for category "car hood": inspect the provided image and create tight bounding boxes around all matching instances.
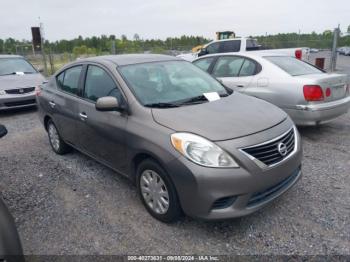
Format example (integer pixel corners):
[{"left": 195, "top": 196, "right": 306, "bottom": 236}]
[
  {"left": 0, "top": 73, "right": 45, "bottom": 91},
  {"left": 152, "top": 92, "right": 288, "bottom": 141}
]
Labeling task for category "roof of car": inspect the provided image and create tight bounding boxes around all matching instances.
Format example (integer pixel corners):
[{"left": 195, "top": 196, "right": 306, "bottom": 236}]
[
  {"left": 0, "top": 55, "right": 24, "bottom": 59},
  {"left": 193, "top": 51, "right": 290, "bottom": 61},
  {"left": 77, "top": 54, "right": 183, "bottom": 66}
]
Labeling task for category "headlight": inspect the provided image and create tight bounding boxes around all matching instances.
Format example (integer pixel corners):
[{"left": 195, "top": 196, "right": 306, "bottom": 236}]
[
  {"left": 0, "top": 90, "right": 6, "bottom": 95},
  {"left": 171, "top": 133, "right": 239, "bottom": 168}
]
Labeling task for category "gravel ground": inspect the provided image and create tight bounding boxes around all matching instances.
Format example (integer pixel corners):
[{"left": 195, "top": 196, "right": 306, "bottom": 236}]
[{"left": 0, "top": 107, "right": 349, "bottom": 256}]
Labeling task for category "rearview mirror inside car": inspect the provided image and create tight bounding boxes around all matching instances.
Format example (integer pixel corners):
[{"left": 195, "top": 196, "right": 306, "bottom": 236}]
[
  {"left": 0, "top": 124, "right": 8, "bottom": 138},
  {"left": 95, "top": 96, "right": 121, "bottom": 112}
]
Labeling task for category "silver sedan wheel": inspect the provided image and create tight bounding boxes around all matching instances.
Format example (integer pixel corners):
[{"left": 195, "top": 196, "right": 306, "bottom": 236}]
[
  {"left": 140, "top": 170, "right": 170, "bottom": 214},
  {"left": 48, "top": 123, "right": 60, "bottom": 151}
]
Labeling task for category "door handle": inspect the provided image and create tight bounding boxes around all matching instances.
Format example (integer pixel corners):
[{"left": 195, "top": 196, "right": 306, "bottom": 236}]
[
  {"left": 79, "top": 112, "right": 88, "bottom": 121},
  {"left": 49, "top": 101, "right": 56, "bottom": 108},
  {"left": 236, "top": 85, "right": 245, "bottom": 88}
]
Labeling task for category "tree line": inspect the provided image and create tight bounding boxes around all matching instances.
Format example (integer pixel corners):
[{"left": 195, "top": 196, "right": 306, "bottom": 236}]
[
  {"left": 0, "top": 35, "right": 210, "bottom": 55},
  {"left": 1, "top": 31, "right": 350, "bottom": 56}
]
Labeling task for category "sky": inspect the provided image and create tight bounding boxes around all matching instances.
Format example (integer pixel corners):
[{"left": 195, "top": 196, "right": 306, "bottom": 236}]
[{"left": 0, "top": 0, "right": 349, "bottom": 41}]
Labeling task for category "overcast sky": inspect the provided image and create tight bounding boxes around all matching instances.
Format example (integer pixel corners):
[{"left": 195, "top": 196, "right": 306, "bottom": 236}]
[{"left": 0, "top": 0, "right": 349, "bottom": 41}]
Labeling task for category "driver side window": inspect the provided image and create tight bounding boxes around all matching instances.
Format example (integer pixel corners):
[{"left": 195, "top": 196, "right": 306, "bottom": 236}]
[{"left": 83, "top": 65, "right": 123, "bottom": 103}]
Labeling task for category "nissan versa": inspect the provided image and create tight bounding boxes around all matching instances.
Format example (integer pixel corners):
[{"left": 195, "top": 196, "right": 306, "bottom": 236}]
[{"left": 37, "top": 54, "right": 302, "bottom": 222}]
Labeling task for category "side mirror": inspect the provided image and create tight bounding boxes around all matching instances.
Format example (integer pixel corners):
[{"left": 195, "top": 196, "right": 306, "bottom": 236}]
[
  {"left": 0, "top": 124, "right": 8, "bottom": 138},
  {"left": 95, "top": 96, "right": 122, "bottom": 112},
  {"left": 198, "top": 48, "right": 208, "bottom": 57},
  {"left": 37, "top": 67, "right": 44, "bottom": 73}
]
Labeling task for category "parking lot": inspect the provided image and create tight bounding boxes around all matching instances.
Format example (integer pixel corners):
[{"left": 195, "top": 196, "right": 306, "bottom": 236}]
[{"left": 0, "top": 89, "right": 349, "bottom": 255}]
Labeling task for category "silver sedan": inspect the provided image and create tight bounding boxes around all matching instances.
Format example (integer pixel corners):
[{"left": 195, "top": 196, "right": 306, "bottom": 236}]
[
  {"left": 193, "top": 52, "right": 350, "bottom": 125},
  {"left": 0, "top": 55, "right": 46, "bottom": 110}
]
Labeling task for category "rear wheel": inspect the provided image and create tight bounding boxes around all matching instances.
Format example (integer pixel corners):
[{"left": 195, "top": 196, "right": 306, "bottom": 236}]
[
  {"left": 137, "top": 159, "right": 182, "bottom": 223},
  {"left": 47, "top": 120, "right": 71, "bottom": 155}
]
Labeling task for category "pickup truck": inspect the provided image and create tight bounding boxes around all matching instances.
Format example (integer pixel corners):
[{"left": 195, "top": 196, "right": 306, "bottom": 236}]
[{"left": 177, "top": 37, "right": 310, "bottom": 62}]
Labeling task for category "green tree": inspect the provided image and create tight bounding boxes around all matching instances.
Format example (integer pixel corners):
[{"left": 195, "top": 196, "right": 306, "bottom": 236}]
[
  {"left": 133, "top": 34, "right": 140, "bottom": 41},
  {"left": 121, "top": 34, "right": 127, "bottom": 42}
]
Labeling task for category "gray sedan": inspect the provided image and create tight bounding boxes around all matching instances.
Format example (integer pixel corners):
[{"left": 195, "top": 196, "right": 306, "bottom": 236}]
[
  {"left": 193, "top": 53, "right": 350, "bottom": 125},
  {"left": 37, "top": 54, "right": 302, "bottom": 222},
  {"left": 0, "top": 55, "right": 45, "bottom": 110}
]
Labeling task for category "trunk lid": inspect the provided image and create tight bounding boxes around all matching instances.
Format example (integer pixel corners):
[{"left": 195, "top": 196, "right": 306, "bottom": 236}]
[{"left": 296, "top": 73, "right": 348, "bottom": 102}]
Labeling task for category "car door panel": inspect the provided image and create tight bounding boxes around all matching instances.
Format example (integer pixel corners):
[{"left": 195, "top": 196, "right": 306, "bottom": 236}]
[
  {"left": 52, "top": 91, "right": 80, "bottom": 145},
  {"left": 212, "top": 56, "right": 260, "bottom": 93},
  {"left": 76, "top": 100, "right": 128, "bottom": 173},
  {"left": 75, "top": 64, "right": 128, "bottom": 173},
  {"left": 220, "top": 76, "right": 255, "bottom": 91},
  {"left": 49, "top": 66, "right": 83, "bottom": 145}
]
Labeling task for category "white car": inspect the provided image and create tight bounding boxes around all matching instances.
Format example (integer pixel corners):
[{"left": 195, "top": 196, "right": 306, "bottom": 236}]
[
  {"left": 337, "top": 46, "right": 350, "bottom": 55},
  {"left": 193, "top": 52, "right": 350, "bottom": 126},
  {"left": 177, "top": 37, "right": 309, "bottom": 62}
]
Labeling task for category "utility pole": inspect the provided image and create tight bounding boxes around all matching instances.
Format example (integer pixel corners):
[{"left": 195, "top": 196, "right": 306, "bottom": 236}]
[
  {"left": 330, "top": 25, "right": 340, "bottom": 72},
  {"left": 111, "top": 40, "right": 116, "bottom": 54},
  {"left": 39, "top": 19, "right": 48, "bottom": 76}
]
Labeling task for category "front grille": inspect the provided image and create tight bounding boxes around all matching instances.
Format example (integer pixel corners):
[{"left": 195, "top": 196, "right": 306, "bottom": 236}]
[
  {"left": 4, "top": 99, "right": 36, "bottom": 107},
  {"left": 5, "top": 87, "right": 35, "bottom": 95},
  {"left": 247, "top": 167, "right": 300, "bottom": 207},
  {"left": 212, "top": 196, "right": 237, "bottom": 210},
  {"left": 241, "top": 128, "right": 295, "bottom": 167}
]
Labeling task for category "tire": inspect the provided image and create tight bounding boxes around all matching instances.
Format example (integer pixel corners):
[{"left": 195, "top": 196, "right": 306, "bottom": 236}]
[
  {"left": 47, "top": 119, "right": 71, "bottom": 155},
  {"left": 136, "top": 159, "right": 182, "bottom": 223}
]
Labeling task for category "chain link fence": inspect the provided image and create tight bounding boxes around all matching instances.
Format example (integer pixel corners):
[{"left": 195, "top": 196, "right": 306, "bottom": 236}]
[{"left": 18, "top": 40, "right": 348, "bottom": 76}]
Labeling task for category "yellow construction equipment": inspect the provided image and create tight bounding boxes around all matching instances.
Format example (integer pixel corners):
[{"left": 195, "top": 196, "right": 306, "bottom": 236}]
[
  {"left": 191, "top": 31, "right": 236, "bottom": 52},
  {"left": 216, "top": 31, "right": 235, "bottom": 40}
]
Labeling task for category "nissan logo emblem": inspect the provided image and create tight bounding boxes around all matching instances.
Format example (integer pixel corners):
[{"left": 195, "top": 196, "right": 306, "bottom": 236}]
[
  {"left": 277, "top": 142, "right": 288, "bottom": 156},
  {"left": 19, "top": 88, "right": 24, "bottom": 94}
]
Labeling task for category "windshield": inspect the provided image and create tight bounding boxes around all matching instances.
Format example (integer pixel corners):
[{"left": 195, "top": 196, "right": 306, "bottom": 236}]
[
  {"left": 265, "top": 56, "right": 323, "bottom": 76},
  {"left": 0, "top": 58, "right": 37, "bottom": 76},
  {"left": 119, "top": 61, "right": 230, "bottom": 106}
]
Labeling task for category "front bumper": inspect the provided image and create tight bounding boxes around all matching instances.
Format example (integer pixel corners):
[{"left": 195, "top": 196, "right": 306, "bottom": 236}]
[
  {"left": 286, "top": 96, "right": 350, "bottom": 126},
  {"left": 167, "top": 118, "right": 303, "bottom": 220},
  {"left": 0, "top": 93, "right": 36, "bottom": 110}
]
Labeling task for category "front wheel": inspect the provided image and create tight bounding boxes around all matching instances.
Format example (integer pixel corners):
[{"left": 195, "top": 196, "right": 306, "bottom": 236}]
[
  {"left": 137, "top": 159, "right": 182, "bottom": 223},
  {"left": 47, "top": 120, "right": 71, "bottom": 155}
]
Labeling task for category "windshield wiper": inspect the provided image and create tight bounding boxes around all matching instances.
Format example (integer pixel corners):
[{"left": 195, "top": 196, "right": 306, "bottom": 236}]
[
  {"left": 0, "top": 72, "right": 35, "bottom": 76},
  {"left": 144, "top": 102, "right": 179, "bottom": 108},
  {"left": 177, "top": 95, "right": 209, "bottom": 105},
  {"left": 0, "top": 72, "right": 17, "bottom": 76}
]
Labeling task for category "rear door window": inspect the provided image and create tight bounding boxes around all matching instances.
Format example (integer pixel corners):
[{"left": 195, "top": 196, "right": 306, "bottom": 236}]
[
  {"left": 58, "top": 66, "right": 83, "bottom": 95},
  {"left": 239, "top": 59, "right": 257, "bottom": 76},
  {"left": 212, "top": 56, "right": 245, "bottom": 77},
  {"left": 193, "top": 57, "right": 215, "bottom": 72},
  {"left": 56, "top": 71, "right": 65, "bottom": 89}
]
